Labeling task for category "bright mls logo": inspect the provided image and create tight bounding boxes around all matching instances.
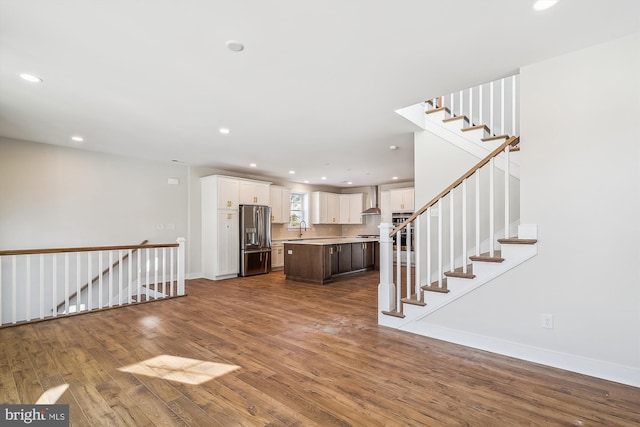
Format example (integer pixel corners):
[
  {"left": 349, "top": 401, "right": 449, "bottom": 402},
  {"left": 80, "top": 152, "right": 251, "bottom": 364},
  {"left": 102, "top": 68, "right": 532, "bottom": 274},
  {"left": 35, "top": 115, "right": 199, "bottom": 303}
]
[{"left": 1, "top": 405, "right": 68, "bottom": 426}]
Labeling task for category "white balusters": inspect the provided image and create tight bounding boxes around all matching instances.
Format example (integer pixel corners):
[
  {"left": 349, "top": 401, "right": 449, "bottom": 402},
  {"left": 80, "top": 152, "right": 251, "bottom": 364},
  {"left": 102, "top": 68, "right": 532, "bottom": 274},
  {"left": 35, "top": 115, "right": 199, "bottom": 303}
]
[
  {"left": 87, "top": 252, "right": 93, "bottom": 311},
  {"left": 64, "top": 253, "right": 70, "bottom": 313},
  {"left": 52, "top": 254, "right": 57, "bottom": 318},
  {"left": 40, "top": 254, "right": 44, "bottom": 319},
  {"left": 108, "top": 250, "right": 114, "bottom": 308},
  {"left": 505, "top": 146, "right": 511, "bottom": 238},
  {"left": 438, "top": 199, "right": 443, "bottom": 288},
  {"left": 415, "top": 219, "right": 421, "bottom": 301},
  {"left": 462, "top": 179, "right": 468, "bottom": 274},
  {"left": 76, "top": 253, "right": 81, "bottom": 313},
  {"left": 25, "top": 255, "right": 31, "bottom": 321},
  {"left": 475, "top": 170, "right": 481, "bottom": 257},
  {"left": 512, "top": 75, "right": 517, "bottom": 136},
  {"left": 98, "top": 251, "right": 104, "bottom": 309},
  {"left": 12, "top": 256, "right": 17, "bottom": 323},
  {"left": 489, "top": 158, "right": 495, "bottom": 257},
  {"left": 490, "top": 81, "right": 495, "bottom": 135},
  {"left": 478, "top": 85, "right": 483, "bottom": 126},
  {"left": 128, "top": 249, "right": 133, "bottom": 303},
  {"left": 501, "top": 79, "right": 506, "bottom": 135},
  {"left": 170, "top": 247, "right": 175, "bottom": 297},
  {"left": 396, "top": 233, "right": 401, "bottom": 309},
  {"left": 449, "top": 189, "right": 455, "bottom": 274}
]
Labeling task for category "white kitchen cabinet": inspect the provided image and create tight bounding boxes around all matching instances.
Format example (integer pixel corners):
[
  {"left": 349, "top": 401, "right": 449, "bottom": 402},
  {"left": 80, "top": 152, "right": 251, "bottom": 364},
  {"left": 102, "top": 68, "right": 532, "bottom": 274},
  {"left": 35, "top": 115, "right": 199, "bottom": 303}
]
[
  {"left": 389, "top": 187, "right": 414, "bottom": 212},
  {"left": 217, "top": 177, "right": 240, "bottom": 209},
  {"left": 240, "top": 181, "right": 270, "bottom": 205},
  {"left": 339, "top": 193, "right": 363, "bottom": 224},
  {"left": 270, "top": 186, "right": 291, "bottom": 224},
  {"left": 271, "top": 242, "right": 284, "bottom": 270},
  {"left": 201, "top": 174, "right": 271, "bottom": 280},
  {"left": 312, "top": 191, "right": 339, "bottom": 224},
  {"left": 349, "top": 193, "right": 363, "bottom": 224},
  {"left": 216, "top": 210, "right": 239, "bottom": 277}
]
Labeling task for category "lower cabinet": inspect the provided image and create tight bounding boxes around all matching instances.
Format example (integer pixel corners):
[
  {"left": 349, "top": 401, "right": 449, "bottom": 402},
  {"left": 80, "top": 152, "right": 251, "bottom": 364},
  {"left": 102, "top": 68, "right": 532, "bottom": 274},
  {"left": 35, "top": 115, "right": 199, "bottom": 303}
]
[
  {"left": 284, "top": 241, "right": 377, "bottom": 284},
  {"left": 271, "top": 243, "right": 284, "bottom": 270}
]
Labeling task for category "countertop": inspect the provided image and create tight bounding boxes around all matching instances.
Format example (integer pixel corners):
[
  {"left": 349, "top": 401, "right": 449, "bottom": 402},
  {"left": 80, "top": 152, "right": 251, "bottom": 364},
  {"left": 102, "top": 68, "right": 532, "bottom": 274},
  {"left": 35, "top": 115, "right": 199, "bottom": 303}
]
[{"left": 281, "top": 237, "right": 379, "bottom": 246}]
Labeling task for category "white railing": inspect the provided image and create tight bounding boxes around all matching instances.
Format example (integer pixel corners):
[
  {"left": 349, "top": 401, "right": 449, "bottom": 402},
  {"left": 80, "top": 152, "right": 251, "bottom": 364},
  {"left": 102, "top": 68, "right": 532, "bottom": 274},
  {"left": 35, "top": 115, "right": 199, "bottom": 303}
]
[
  {"left": 380, "top": 138, "right": 519, "bottom": 317},
  {"left": 428, "top": 74, "right": 519, "bottom": 137},
  {"left": 0, "top": 238, "right": 185, "bottom": 326}
]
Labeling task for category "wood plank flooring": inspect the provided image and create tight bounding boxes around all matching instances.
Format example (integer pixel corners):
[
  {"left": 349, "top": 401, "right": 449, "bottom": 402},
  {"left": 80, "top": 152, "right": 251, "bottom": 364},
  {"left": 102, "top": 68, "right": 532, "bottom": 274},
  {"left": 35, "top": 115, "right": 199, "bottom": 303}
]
[{"left": 1, "top": 270, "right": 639, "bottom": 426}]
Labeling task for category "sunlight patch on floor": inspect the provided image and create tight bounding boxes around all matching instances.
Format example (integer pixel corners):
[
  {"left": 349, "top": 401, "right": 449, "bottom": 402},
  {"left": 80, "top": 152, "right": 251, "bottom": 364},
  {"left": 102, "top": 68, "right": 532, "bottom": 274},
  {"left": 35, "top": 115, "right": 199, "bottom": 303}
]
[
  {"left": 118, "top": 355, "right": 240, "bottom": 385},
  {"left": 36, "top": 384, "right": 69, "bottom": 404}
]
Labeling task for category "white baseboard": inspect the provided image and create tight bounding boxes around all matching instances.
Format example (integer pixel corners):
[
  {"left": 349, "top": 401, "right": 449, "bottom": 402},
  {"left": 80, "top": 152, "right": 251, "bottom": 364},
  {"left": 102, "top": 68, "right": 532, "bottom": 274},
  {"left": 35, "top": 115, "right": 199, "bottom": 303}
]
[
  {"left": 186, "top": 272, "right": 204, "bottom": 280},
  {"left": 402, "top": 322, "right": 640, "bottom": 388}
]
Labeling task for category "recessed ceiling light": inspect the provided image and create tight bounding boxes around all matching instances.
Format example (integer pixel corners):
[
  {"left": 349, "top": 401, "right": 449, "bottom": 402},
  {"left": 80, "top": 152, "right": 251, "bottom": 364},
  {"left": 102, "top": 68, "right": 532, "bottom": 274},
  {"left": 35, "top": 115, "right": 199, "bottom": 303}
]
[
  {"left": 20, "top": 73, "right": 42, "bottom": 83},
  {"left": 249, "top": 163, "right": 257, "bottom": 167},
  {"left": 321, "top": 177, "right": 327, "bottom": 180},
  {"left": 71, "top": 136, "right": 84, "bottom": 142},
  {"left": 303, "top": 180, "right": 309, "bottom": 184},
  {"left": 289, "top": 170, "right": 295, "bottom": 174},
  {"left": 392, "top": 176, "right": 399, "bottom": 180},
  {"left": 226, "top": 40, "right": 244, "bottom": 52},
  {"left": 347, "top": 181, "right": 353, "bottom": 185},
  {"left": 389, "top": 145, "right": 398, "bottom": 151},
  {"left": 533, "top": 0, "right": 558, "bottom": 11},
  {"left": 219, "top": 128, "right": 230, "bottom": 134}
]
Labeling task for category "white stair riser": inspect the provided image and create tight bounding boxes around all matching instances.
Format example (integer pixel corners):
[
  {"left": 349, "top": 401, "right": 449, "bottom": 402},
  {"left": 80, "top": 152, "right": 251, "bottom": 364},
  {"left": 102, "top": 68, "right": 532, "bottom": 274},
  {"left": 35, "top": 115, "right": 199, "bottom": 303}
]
[{"left": 501, "top": 244, "right": 537, "bottom": 259}]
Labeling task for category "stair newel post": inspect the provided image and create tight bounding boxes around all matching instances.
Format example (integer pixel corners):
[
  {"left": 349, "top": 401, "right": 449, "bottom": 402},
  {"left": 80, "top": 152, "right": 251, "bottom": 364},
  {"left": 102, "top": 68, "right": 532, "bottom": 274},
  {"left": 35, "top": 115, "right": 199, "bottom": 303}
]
[
  {"left": 406, "top": 222, "right": 412, "bottom": 300},
  {"left": 377, "top": 223, "right": 396, "bottom": 313},
  {"left": 489, "top": 158, "right": 496, "bottom": 257},
  {"left": 177, "top": 237, "right": 186, "bottom": 296},
  {"left": 504, "top": 146, "right": 510, "bottom": 239}
]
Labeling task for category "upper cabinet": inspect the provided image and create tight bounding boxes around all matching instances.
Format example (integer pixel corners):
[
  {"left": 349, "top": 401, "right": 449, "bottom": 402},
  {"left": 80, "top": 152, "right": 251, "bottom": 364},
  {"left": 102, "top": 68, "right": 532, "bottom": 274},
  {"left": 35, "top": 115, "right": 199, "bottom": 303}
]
[
  {"left": 270, "top": 186, "right": 291, "bottom": 223},
  {"left": 239, "top": 180, "right": 270, "bottom": 205},
  {"left": 389, "top": 187, "right": 414, "bottom": 212},
  {"left": 313, "top": 191, "right": 362, "bottom": 224},
  {"left": 217, "top": 176, "right": 240, "bottom": 209}
]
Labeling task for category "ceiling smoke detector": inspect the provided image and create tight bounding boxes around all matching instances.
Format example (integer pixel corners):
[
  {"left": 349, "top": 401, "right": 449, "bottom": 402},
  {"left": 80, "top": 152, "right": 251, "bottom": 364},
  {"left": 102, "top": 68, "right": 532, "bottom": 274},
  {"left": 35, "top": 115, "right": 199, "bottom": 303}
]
[{"left": 226, "top": 40, "right": 244, "bottom": 52}]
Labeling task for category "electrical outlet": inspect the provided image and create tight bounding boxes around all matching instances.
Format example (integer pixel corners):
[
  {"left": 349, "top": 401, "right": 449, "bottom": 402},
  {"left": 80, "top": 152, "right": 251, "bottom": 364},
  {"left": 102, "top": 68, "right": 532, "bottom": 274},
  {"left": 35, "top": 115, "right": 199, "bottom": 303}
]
[{"left": 541, "top": 314, "right": 553, "bottom": 329}]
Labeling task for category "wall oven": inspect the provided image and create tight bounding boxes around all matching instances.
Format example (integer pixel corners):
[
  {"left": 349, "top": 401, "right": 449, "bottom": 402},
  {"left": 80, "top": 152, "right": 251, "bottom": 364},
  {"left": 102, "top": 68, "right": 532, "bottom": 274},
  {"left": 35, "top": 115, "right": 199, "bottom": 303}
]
[{"left": 391, "top": 213, "right": 412, "bottom": 247}]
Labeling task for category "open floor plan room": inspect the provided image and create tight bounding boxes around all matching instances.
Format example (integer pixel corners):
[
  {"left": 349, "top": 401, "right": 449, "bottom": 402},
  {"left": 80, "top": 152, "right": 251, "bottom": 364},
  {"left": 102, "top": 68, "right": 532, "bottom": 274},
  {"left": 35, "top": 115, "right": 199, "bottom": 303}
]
[{"left": 1, "top": 271, "right": 639, "bottom": 426}]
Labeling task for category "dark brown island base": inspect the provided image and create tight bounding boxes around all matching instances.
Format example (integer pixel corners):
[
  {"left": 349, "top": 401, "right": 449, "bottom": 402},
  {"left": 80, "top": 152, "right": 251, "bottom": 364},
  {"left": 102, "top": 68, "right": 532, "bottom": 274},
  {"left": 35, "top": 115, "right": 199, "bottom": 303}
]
[{"left": 284, "top": 238, "right": 379, "bottom": 284}]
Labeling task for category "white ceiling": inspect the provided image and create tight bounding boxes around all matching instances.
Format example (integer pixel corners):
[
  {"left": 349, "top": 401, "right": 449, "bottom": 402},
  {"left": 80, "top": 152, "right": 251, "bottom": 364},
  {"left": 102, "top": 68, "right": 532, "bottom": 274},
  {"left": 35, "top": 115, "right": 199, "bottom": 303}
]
[{"left": 1, "top": 0, "right": 638, "bottom": 187}]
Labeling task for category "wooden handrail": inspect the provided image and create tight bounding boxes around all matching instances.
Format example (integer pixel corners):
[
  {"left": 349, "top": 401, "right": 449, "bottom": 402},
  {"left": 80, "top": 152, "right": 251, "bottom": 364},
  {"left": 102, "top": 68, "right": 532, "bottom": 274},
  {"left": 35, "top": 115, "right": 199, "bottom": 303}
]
[
  {"left": 390, "top": 136, "right": 520, "bottom": 238},
  {"left": 54, "top": 239, "right": 149, "bottom": 312},
  {"left": 0, "top": 241, "right": 177, "bottom": 256}
]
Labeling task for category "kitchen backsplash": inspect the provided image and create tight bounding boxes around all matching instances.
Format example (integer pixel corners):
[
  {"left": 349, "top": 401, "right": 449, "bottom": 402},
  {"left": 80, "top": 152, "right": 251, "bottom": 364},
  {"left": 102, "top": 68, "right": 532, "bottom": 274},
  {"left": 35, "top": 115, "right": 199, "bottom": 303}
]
[{"left": 271, "top": 215, "right": 380, "bottom": 240}]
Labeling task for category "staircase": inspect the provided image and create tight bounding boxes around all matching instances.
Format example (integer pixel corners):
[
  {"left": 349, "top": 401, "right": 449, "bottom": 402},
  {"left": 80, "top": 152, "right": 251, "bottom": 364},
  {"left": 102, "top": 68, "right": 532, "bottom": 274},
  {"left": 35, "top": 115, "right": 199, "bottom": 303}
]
[{"left": 380, "top": 74, "right": 538, "bottom": 332}]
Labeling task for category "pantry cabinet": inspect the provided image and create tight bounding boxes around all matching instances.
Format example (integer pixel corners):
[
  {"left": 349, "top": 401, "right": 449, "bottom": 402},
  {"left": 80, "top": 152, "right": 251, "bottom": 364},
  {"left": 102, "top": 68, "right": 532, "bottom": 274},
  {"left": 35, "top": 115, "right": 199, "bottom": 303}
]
[{"left": 201, "top": 174, "right": 271, "bottom": 280}]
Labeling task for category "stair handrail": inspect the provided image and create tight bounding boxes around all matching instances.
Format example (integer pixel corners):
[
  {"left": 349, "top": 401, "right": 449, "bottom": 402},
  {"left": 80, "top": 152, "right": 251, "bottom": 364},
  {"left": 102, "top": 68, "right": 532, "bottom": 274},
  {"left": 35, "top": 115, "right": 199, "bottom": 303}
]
[
  {"left": 0, "top": 240, "right": 175, "bottom": 256},
  {"left": 390, "top": 135, "right": 519, "bottom": 238},
  {"left": 54, "top": 239, "right": 148, "bottom": 312}
]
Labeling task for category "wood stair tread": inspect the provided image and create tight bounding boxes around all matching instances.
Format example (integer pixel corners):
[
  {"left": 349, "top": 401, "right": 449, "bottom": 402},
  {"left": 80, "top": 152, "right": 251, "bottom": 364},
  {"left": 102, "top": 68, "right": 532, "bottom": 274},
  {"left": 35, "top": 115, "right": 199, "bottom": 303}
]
[
  {"left": 444, "top": 264, "right": 475, "bottom": 279},
  {"left": 426, "top": 106, "right": 451, "bottom": 115},
  {"left": 422, "top": 278, "right": 450, "bottom": 293},
  {"left": 442, "top": 115, "right": 469, "bottom": 124},
  {"left": 497, "top": 238, "right": 537, "bottom": 245},
  {"left": 470, "top": 250, "right": 504, "bottom": 263},
  {"left": 462, "top": 124, "right": 490, "bottom": 133},
  {"left": 381, "top": 310, "right": 406, "bottom": 318},
  {"left": 482, "top": 134, "right": 510, "bottom": 142},
  {"left": 401, "top": 296, "right": 427, "bottom": 307}
]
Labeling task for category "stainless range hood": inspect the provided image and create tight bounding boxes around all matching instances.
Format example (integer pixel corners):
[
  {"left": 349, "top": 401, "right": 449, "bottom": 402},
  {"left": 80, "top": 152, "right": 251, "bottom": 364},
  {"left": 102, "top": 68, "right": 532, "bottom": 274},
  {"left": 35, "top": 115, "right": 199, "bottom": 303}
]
[{"left": 362, "top": 186, "right": 381, "bottom": 215}]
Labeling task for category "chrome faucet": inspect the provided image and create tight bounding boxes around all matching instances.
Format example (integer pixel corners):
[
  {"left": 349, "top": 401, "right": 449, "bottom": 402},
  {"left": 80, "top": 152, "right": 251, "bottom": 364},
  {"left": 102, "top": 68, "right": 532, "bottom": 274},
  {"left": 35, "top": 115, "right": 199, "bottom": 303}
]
[{"left": 299, "top": 220, "right": 307, "bottom": 238}]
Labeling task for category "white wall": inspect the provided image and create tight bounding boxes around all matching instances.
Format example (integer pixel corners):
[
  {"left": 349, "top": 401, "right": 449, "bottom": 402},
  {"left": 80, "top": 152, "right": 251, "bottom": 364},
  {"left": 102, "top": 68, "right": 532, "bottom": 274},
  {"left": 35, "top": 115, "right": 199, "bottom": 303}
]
[
  {"left": 415, "top": 34, "right": 640, "bottom": 383},
  {"left": 0, "top": 137, "right": 188, "bottom": 249}
]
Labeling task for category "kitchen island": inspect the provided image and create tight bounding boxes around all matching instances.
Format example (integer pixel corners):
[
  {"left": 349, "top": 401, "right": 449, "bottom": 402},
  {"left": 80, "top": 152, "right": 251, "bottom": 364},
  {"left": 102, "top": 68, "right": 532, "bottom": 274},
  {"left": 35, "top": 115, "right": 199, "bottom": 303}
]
[{"left": 284, "top": 237, "right": 378, "bottom": 284}]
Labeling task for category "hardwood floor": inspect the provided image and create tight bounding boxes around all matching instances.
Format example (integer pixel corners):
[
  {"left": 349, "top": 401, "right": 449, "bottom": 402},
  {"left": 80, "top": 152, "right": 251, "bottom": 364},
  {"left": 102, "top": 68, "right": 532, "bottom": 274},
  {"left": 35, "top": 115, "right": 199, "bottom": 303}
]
[{"left": 1, "top": 270, "right": 639, "bottom": 426}]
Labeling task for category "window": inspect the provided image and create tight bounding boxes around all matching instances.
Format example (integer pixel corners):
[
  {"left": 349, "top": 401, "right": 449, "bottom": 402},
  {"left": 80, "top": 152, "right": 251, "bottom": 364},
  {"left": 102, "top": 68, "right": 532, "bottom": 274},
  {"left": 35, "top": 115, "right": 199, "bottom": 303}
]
[{"left": 289, "top": 192, "right": 308, "bottom": 228}]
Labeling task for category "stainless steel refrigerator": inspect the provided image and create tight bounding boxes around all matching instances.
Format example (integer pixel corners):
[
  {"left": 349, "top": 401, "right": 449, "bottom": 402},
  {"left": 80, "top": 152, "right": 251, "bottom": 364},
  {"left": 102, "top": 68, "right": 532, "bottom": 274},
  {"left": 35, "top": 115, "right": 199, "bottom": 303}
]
[{"left": 239, "top": 204, "right": 272, "bottom": 276}]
